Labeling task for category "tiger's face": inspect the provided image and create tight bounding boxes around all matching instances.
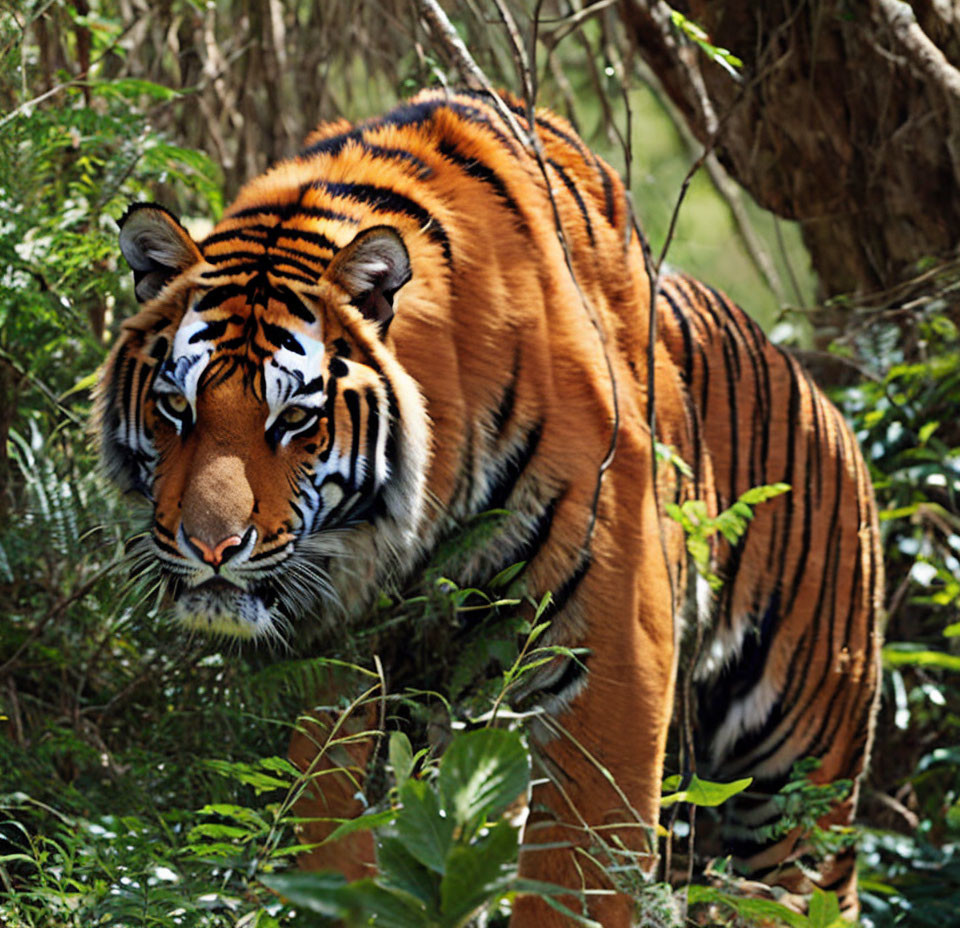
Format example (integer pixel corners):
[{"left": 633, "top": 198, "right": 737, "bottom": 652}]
[{"left": 96, "top": 205, "right": 429, "bottom": 640}]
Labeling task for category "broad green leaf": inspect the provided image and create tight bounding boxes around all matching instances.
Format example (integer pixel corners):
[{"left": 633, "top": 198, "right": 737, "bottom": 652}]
[
  {"left": 389, "top": 731, "right": 415, "bottom": 790},
  {"left": 260, "top": 871, "right": 353, "bottom": 918},
  {"left": 661, "top": 774, "right": 752, "bottom": 807},
  {"left": 808, "top": 888, "right": 844, "bottom": 928},
  {"left": 396, "top": 779, "right": 454, "bottom": 873},
  {"left": 439, "top": 728, "right": 529, "bottom": 829},
  {"left": 440, "top": 820, "right": 518, "bottom": 923},
  {"left": 344, "top": 879, "right": 432, "bottom": 927},
  {"left": 377, "top": 835, "right": 440, "bottom": 910}
]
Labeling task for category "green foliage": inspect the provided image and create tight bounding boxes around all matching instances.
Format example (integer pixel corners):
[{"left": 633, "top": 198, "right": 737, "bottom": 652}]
[
  {"left": 687, "top": 885, "right": 847, "bottom": 928},
  {"left": 668, "top": 9, "right": 743, "bottom": 78},
  {"left": 262, "top": 728, "right": 583, "bottom": 928},
  {"left": 665, "top": 482, "right": 791, "bottom": 591},
  {"left": 661, "top": 774, "right": 753, "bottom": 808},
  {"left": 829, "top": 277, "right": 960, "bottom": 926}
]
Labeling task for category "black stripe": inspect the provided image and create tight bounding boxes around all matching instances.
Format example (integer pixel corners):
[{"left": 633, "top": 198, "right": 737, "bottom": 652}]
[
  {"left": 319, "top": 375, "right": 338, "bottom": 463},
  {"left": 375, "top": 96, "right": 517, "bottom": 154},
  {"left": 154, "top": 520, "right": 177, "bottom": 541},
  {"left": 300, "top": 127, "right": 362, "bottom": 159},
  {"left": 592, "top": 154, "right": 616, "bottom": 227},
  {"left": 194, "top": 284, "right": 247, "bottom": 314},
  {"left": 720, "top": 332, "right": 740, "bottom": 509},
  {"left": 313, "top": 180, "right": 452, "bottom": 264},
  {"left": 262, "top": 321, "right": 305, "bottom": 355},
  {"left": 200, "top": 263, "right": 261, "bottom": 280},
  {"left": 154, "top": 537, "right": 182, "bottom": 558},
  {"left": 541, "top": 653, "right": 590, "bottom": 698},
  {"left": 438, "top": 140, "right": 526, "bottom": 229},
  {"left": 188, "top": 319, "right": 230, "bottom": 344},
  {"left": 363, "top": 389, "right": 380, "bottom": 491},
  {"left": 274, "top": 227, "right": 341, "bottom": 254},
  {"left": 540, "top": 552, "right": 592, "bottom": 623},
  {"left": 343, "top": 389, "right": 362, "bottom": 481},
  {"left": 661, "top": 286, "right": 694, "bottom": 385},
  {"left": 536, "top": 113, "right": 593, "bottom": 170},
  {"left": 477, "top": 422, "right": 543, "bottom": 512},
  {"left": 547, "top": 158, "right": 594, "bottom": 246},
  {"left": 121, "top": 355, "right": 137, "bottom": 449},
  {"left": 491, "top": 353, "right": 520, "bottom": 436},
  {"left": 271, "top": 283, "right": 315, "bottom": 324},
  {"left": 364, "top": 142, "right": 432, "bottom": 177},
  {"left": 509, "top": 493, "right": 562, "bottom": 569},
  {"left": 225, "top": 203, "right": 357, "bottom": 224},
  {"left": 696, "top": 591, "right": 782, "bottom": 742},
  {"left": 271, "top": 250, "right": 323, "bottom": 280},
  {"left": 203, "top": 229, "right": 271, "bottom": 251}
]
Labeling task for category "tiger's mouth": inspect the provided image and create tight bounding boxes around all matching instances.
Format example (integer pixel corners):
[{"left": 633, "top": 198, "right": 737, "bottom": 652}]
[{"left": 173, "top": 576, "right": 281, "bottom": 640}]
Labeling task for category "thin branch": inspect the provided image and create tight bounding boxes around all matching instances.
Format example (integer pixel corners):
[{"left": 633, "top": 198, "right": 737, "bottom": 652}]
[{"left": 417, "top": 0, "right": 620, "bottom": 555}]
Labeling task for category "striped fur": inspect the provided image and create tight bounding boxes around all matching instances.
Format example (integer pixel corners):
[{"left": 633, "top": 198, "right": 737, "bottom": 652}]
[{"left": 94, "top": 89, "right": 882, "bottom": 924}]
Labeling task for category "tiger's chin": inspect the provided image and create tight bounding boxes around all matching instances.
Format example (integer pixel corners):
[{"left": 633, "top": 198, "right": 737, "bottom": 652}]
[{"left": 174, "top": 580, "right": 280, "bottom": 641}]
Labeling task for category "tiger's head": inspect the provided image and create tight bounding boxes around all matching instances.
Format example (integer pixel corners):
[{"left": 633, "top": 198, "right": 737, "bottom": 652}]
[{"left": 95, "top": 204, "right": 430, "bottom": 641}]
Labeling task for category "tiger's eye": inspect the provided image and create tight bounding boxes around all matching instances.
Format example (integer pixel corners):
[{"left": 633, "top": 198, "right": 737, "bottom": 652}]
[
  {"left": 279, "top": 406, "right": 311, "bottom": 428},
  {"left": 162, "top": 393, "right": 189, "bottom": 415}
]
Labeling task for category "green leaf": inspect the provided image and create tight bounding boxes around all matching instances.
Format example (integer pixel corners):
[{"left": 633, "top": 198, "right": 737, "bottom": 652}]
[
  {"left": 377, "top": 835, "right": 440, "bottom": 910},
  {"left": 918, "top": 420, "right": 940, "bottom": 445},
  {"left": 346, "top": 880, "right": 433, "bottom": 928},
  {"left": 188, "top": 823, "right": 252, "bottom": 841},
  {"left": 808, "top": 888, "right": 844, "bottom": 928},
  {"left": 440, "top": 820, "right": 518, "bottom": 923},
  {"left": 260, "top": 871, "right": 354, "bottom": 918},
  {"left": 686, "top": 885, "right": 807, "bottom": 928},
  {"left": 737, "top": 482, "right": 791, "bottom": 506},
  {"left": 203, "top": 759, "right": 289, "bottom": 793},
  {"left": 389, "top": 731, "right": 415, "bottom": 790},
  {"left": 312, "top": 806, "right": 397, "bottom": 846},
  {"left": 439, "top": 728, "right": 529, "bottom": 829},
  {"left": 489, "top": 561, "right": 526, "bottom": 589},
  {"left": 93, "top": 77, "right": 182, "bottom": 101},
  {"left": 883, "top": 644, "right": 960, "bottom": 672},
  {"left": 661, "top": 774, "right": 752, "bottom": 807},
  {"left": 916, "top": 746, "right": 960, "bottom": 772},
  {"left": 396, "top": 779, "right": 454, "bottom": 873}
]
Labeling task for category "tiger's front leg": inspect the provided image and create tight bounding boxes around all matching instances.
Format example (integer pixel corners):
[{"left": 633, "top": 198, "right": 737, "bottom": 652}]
[{"left": 512, "top": 490, "right": 678, "bottom": 927}]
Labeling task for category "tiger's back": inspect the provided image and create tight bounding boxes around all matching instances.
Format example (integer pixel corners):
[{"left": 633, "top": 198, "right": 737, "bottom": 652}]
[{"left": 96, "top": 88, "right": 882, "bottom": 924}]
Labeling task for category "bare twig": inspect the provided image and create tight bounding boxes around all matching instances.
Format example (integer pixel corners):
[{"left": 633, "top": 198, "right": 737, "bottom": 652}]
[{"left": 417, "top": 0, "right": 620, "bottom": 555}]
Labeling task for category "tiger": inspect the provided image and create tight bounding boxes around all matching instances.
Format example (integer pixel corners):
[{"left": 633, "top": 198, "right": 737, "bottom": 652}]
[{"left": 94, "top": 88, "right": 882, "bottom": 926}]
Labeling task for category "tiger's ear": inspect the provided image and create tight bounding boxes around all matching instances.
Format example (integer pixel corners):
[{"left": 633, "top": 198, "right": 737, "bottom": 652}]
[
  {"left": 325, "top": 226, "right": 411, "bottom": 335},
  {"left": 118, "top": 203, "right": 203, "bottom": 303}
]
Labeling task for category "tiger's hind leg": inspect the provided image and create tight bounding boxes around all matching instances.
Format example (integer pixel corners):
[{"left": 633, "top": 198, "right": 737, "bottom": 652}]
[{"left": 689, "top": 450, "right": 882, "bottom": 917}]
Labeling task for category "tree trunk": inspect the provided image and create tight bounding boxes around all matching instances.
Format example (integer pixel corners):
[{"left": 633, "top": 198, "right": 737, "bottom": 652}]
[{"left": 620, "top": 0, "right": 960, "bottom": 299}]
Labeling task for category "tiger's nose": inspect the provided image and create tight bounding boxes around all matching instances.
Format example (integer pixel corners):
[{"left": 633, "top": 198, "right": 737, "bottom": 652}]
[{"left": 186, "top": 532, "right": 245, "bottom": 568}]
